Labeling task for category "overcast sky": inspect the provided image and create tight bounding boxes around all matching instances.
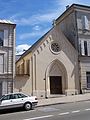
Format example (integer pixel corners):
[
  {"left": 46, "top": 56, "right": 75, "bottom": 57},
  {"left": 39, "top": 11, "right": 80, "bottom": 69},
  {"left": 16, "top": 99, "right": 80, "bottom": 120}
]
[{"left": 0, "top": 0, "right": 90, "bottom": 55}]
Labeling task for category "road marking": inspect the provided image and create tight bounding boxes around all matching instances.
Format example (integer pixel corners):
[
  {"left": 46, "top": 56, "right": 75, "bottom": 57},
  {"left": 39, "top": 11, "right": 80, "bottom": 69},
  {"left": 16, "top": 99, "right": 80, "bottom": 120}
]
[
  {"left": 24, "top": 115, "right": 54, "bottom": 120},
  {"left": 59, "top": 112, "right": 70, "bottom": 116},
  {"left": 71, "top": 110, "right": 80, "bottom": 113},
  {"left": 38, "top": 107, "right": 59, "bottom": 112},
  {"left": 85, "top": 108, "right": 90, "bottom": 111},
  {"left": 23, "top": 108, "right": 90, "bottom": 120}
]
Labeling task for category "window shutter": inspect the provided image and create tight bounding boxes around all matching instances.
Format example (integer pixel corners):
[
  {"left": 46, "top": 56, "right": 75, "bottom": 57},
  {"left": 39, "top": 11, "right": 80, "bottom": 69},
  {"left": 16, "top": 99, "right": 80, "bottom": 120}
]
[
  {"left": 0, "top": 55, "right": 3, "bottom": 73},
  {"left": 81, "top": 40, "right": 85, "bottom": 55},
  {"left": 82, "top": 16, "right": 89, "bottom": 30},
  {"left": 4, "top": 30, "right": 8, "bottom": 46},
  {"left": 88, "top": 41, "right": 90, "bottom": 56}
]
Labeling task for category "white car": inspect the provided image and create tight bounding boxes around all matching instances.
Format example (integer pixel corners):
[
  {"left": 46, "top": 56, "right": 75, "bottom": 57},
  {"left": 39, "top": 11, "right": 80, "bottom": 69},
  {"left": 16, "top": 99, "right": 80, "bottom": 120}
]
[{"left": 0, "top": 93, "right": 38, "bottom": 111}]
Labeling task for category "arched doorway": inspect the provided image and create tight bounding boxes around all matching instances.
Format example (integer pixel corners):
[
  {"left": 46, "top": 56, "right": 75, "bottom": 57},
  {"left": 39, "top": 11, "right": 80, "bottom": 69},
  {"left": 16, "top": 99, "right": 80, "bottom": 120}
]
[{"left": 47, "top": 60, "right": 67, "bottom": 95}]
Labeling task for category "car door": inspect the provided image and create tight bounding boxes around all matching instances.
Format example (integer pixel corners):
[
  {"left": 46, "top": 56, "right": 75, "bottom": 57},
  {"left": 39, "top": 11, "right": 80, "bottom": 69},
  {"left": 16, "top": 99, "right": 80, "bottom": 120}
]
[
  {"left": 10, "top": 94, "right": 25, "bottom": 108},
  {"left": 0, "top": 94, "right": 14, "bottom": 109}
]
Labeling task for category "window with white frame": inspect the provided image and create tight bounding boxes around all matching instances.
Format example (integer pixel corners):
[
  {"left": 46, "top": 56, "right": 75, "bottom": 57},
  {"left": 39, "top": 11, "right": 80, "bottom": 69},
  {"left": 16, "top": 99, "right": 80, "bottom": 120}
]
[
  {"left": 84, "top": 41, "right": 88, "bottom": 56},
  {"left": 0, "top": 54, "right": 4, "bottom": 73},
  {"left": 0, "top": 30, "right": 4, "bottom": 46},
  {"left": 0, "top": 29, "right": 8, "bottom": 46},
  {"left": 80, "top": 40, "right": 89, "bottom": 56},
  {"left": 86, "top": 72, "right": 90, "bottom": 88}
]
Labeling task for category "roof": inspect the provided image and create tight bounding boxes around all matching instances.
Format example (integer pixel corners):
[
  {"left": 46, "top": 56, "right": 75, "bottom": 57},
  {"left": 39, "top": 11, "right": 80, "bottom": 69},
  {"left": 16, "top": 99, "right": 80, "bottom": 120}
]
[
  {"left": 56, "top": 4, "right": 90, "bottom": 23},
  {"left": 16, "top": 28, "right": 53, "bottom": 63},
  {"left": 0, "top": 19, "right": 16, "bottom": 26}
]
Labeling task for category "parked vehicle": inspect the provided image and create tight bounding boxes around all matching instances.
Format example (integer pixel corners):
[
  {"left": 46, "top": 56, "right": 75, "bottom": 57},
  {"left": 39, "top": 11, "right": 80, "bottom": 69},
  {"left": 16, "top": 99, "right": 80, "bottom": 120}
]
[{"left": 0, "top": 92, "right": 38, "bottom": 111}]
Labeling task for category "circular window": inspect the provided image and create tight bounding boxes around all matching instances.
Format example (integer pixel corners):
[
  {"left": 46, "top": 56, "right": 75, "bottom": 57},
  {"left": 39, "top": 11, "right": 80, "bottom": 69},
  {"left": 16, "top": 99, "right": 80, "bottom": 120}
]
[{"left": 50, "top": 42, "right": 60, "bottom": 54}]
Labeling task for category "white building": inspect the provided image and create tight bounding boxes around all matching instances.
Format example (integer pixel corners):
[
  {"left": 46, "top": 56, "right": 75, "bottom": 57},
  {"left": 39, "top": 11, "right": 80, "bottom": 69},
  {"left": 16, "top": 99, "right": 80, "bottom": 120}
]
[{"left": 0, "top": 20, "right": 16, "bottom": 96}]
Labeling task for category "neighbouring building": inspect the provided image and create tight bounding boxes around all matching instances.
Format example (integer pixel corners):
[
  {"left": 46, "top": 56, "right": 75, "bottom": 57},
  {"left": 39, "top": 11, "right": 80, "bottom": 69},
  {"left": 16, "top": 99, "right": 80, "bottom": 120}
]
[
  {"left": 15, "top": 4, "right": 90, "bottom": 98},
  {"left": 0, "top": 20, "right": 16, "bottom": 97}
]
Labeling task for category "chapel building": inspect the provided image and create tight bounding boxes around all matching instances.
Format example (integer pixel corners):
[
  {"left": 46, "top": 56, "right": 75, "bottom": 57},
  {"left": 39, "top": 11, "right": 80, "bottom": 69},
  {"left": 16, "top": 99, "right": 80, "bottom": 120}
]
[{"left": 15, "top": 4, "right": 90, "bottom": 98}]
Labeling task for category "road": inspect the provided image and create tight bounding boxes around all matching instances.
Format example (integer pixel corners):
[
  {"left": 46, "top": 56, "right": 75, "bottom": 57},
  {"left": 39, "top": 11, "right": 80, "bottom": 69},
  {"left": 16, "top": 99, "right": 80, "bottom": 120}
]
[{"left": 0, "top": 101, "right": 90, "bottom": 120}]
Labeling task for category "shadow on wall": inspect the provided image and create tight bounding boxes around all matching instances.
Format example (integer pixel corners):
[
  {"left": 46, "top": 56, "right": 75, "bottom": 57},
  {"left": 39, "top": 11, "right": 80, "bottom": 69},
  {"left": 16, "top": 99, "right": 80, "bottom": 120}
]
[
  {"left": 14, "top": 75, "right": 29, "bottom": 92},
  {"left": 71, "top": 61, "right": 80, "bottom": 94}
]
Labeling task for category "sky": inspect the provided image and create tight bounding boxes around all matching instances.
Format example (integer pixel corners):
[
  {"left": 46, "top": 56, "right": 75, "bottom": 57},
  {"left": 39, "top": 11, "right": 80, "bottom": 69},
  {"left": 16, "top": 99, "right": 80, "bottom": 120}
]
[{"left": 0, "top": 0, "right": 90, "bottom": 55}]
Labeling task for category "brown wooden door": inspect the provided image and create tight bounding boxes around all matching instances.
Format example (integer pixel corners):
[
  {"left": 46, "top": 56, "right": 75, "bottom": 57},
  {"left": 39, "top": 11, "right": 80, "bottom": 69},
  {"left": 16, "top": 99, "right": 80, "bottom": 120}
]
[{"left": 50, "top": 76, "right": 62, "bottom": 94}]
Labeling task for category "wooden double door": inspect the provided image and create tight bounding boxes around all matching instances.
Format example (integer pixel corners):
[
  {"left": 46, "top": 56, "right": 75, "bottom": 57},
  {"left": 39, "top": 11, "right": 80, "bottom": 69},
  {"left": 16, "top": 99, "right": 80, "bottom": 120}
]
[{"left": 50, "top": 76, "right": 62, "bottom": 94}]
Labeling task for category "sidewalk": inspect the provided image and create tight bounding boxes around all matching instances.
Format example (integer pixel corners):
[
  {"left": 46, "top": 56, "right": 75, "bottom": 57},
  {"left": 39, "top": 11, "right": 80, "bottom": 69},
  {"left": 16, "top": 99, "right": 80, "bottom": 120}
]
[{"left": 37, "top": 93, "right": 90, "bottom": 107}]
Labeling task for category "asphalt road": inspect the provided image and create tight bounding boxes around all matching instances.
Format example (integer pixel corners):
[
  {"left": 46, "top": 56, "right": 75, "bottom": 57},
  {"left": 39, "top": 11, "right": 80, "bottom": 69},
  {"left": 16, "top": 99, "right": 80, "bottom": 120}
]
[{"left": 0, "top": 101, "right": 90, "bottom": 120}]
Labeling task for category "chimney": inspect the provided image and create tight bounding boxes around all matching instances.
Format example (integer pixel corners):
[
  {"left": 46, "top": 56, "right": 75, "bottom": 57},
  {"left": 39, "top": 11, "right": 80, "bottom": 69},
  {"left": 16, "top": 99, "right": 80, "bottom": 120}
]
[
  {"left": 52, "top": 19, "right": 56, "bottom": 27},
  {"left": 66, "top": 5, "right": 69, "bottom": 9}
]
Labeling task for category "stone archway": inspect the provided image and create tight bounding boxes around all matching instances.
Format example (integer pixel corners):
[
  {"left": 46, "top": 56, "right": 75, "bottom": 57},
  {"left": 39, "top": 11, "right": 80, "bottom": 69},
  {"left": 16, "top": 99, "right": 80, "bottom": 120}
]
[{"left": 45, "top": 59, "right": 67, "bottom": 96}]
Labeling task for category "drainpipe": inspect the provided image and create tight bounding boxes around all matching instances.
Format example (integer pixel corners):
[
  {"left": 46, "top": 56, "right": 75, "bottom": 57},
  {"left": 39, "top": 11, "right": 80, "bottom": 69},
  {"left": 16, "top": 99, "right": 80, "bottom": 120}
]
[
  {"left": 44, "top": 70, "right": 48, "bottom": 99},
  {"left": 75, "top": 11, "right": 82, "bottom": 94}
]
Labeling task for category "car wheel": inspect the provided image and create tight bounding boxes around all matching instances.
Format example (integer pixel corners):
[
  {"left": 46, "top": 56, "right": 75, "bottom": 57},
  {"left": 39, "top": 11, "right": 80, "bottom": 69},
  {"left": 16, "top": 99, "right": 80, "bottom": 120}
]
[{"left": 24, "top": 102, "right": 32, "bottom": 111}]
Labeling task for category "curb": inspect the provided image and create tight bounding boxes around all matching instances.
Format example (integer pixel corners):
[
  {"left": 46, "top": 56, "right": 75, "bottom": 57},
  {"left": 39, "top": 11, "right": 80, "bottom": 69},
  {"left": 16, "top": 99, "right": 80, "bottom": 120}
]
[
  {"left": 37, "top": 99, "right": 90, "bottom": 107},
  {"left": 37, "top": 102, "right": 72, "bottom": 107}
]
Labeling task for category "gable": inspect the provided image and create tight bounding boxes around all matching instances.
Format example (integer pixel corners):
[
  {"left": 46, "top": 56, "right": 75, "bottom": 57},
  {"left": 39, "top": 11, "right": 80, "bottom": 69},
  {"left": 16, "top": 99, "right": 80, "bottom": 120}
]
[{"left": 32, "top": 25, "right": 77, "bottom": 58}]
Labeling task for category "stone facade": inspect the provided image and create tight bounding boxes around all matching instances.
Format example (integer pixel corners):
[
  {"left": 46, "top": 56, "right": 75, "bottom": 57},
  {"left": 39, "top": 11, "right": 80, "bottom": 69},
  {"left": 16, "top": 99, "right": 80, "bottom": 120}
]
[
  {"left": 0, "top": 21, "right": 16, "bottom": 97},
  {"left": 56, "top": 4, "right": 90, "bottom": 93}
]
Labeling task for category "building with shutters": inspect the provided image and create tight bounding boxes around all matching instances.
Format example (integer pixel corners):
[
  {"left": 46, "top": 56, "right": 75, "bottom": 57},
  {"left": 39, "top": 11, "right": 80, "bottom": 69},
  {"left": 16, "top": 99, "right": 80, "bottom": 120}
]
[
  {"left": 0, "top": 20, "right": 16, "bottom": 97},
  {"left": 15, "top": 4, "right": 90, "bottom": 98}
]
